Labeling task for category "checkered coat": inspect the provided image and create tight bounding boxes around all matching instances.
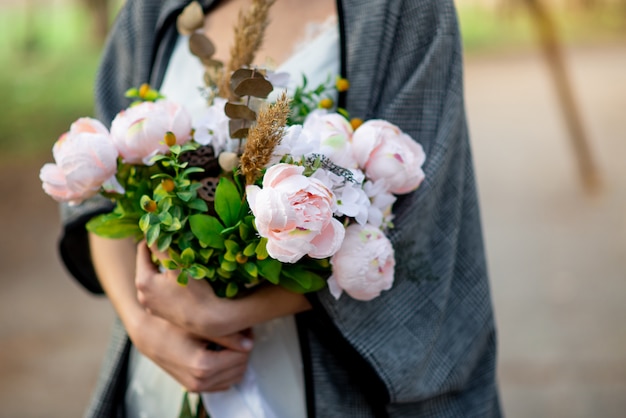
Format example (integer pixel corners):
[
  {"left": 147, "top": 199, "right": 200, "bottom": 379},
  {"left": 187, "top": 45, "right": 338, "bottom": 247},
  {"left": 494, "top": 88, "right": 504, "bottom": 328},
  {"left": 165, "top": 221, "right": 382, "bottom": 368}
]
[{"left": 59, "top": 0, "right": 501, "bottom": 416}]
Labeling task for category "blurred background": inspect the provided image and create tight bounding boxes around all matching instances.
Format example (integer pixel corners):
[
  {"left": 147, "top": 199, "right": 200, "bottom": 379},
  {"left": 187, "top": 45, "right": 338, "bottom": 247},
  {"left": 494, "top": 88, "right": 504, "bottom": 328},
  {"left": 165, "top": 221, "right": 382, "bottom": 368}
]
[{"left": 0, "top": 0, "right": 625, "bottom": 416}]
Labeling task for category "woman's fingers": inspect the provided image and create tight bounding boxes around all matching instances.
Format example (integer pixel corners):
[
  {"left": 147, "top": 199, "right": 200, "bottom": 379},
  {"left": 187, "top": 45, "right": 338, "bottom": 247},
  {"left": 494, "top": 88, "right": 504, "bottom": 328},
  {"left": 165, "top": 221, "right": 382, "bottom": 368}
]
[{"left": 131, "top": 313, "right": 251, "bottom": 393}]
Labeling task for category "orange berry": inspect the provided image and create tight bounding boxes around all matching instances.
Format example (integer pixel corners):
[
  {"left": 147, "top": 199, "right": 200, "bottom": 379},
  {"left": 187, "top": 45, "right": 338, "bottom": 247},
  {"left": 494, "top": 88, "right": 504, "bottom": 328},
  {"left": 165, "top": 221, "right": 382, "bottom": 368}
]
[
  {"left": 235, "top": 252, "right": 248, "bottom": 264},
  {"left": 161, "top": 178, "right": 175, "bottom": 192},
  {"left": 164, "top": 131, "right": 177, "bottom": 147},
  {"left": 319, "top": 98, "right": 333, "bottom": 109},
  {"left": 142, "top": 199, "right": 157, "bottom": 213},
  {"left": 350, "top": 117, "right": 364, "bottom": 130},
  {"left": 139, "top": 83, "right": 150, "bottom": 99},
  {"left": 336, "top": 78, "right": 350, "bottom": 92}
]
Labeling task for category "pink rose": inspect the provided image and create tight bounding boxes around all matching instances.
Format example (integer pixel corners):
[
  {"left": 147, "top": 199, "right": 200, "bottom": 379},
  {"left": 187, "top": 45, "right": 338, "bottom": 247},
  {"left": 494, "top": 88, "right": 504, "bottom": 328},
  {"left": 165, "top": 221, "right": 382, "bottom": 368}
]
[
  {"left": 329, "top": 223, "right": 395, "bottom": 301},
  {"left": 352, "top": 120, "right": 425, "bottom": 194},
  {"left": 110, "top": 99, "right": 192, "bottom": 164},
  {"left": 302, "top": 110, "right": 357, "bottom": 168},
  {"left": 246, "top": 163, "right": 345, "bottom": 263},
  {"left": 40, "top": 118, "right": 120, "bottom": 205}
]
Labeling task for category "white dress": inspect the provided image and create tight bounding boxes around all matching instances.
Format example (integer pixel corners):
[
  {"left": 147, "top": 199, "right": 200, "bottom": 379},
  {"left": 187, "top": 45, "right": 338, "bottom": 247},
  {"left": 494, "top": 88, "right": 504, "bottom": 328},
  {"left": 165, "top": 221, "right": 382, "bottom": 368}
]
[{"left": 124, "top": 18, "right": 340, "bottom": 418}]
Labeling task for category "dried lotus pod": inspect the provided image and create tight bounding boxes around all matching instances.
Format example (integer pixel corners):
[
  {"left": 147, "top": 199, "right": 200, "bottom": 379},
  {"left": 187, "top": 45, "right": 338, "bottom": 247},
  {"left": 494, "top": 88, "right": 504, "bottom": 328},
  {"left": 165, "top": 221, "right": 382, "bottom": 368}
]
[
  {"left": 197, "top": 177, "right": 219, "bottom": 216},
  {"left": 176, "top": 1, "right": 205, "bottom": 36},
  {"left": 189, "top": 33, "right": 216, "bottom": 60},
  {"left": 179, "top": 145, "right": 221, "bottom": 179}
]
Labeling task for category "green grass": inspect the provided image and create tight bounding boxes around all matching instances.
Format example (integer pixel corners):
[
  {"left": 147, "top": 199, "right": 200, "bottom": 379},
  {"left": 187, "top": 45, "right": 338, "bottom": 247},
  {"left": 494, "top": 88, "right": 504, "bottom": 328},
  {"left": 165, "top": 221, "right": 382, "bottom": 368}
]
[
  {"left": 458, "top": 4, "right": 626, "bottom": 53},
  {"left": 0, "top": 4, "right": 103, "bottom": 161}
]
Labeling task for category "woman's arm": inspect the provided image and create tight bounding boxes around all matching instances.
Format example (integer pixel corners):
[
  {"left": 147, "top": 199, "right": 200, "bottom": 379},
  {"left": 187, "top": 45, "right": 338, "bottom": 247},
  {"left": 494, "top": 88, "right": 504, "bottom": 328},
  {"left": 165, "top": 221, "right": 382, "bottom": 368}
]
[
  {"left": 135, "top": 241, "right": 312, "bottom": 339},
  {"left": 89, "top": 233, "right": 254, "bottom": 392}
]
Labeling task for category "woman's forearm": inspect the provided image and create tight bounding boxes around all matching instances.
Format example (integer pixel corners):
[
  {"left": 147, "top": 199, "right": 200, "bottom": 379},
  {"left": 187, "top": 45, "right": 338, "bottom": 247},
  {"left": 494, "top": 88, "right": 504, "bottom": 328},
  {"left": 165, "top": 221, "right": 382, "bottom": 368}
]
[{"left": 88, "top": 233, "right": 144, "bottom": 334}]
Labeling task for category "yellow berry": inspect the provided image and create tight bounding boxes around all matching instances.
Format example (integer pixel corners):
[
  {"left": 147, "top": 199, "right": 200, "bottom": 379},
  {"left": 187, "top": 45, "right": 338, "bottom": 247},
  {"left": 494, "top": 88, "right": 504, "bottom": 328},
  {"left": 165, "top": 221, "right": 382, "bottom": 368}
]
[
  {"left": 164, "top": 131, "right": 177, "bottom": 147},
  {"left": 139, "top": 83, "right": 151, "bottom": 99},
  {"left": 336, "top": 78, "right": 350, "bottom": 92},
  {"left": 319, "top": 98, "right": 334, "bottom": 109},
  {"left": 161, "top": 178, "right": 175, "bottom": 192},
  {"left": 350, "top": 117, "right": 364, "bottom": 130}
]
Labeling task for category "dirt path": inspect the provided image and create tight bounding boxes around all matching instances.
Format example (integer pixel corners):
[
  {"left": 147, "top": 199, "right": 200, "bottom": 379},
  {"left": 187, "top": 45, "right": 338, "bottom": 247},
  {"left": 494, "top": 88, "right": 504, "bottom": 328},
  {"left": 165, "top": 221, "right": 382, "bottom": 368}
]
[{"left": 0, "top": 44, "right": 625, "bottom": 417}]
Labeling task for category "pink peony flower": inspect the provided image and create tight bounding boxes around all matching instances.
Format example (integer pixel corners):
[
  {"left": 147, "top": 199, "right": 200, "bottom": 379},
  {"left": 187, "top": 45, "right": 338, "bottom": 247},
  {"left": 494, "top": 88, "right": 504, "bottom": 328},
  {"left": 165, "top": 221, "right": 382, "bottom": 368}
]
[
  {"left": 40, "top": 118, "right": 121, "bottom": 205},
  {"left": 351, "top": 120, "right": 425, "bottom": 194},
  {"left": 329, "top": 223, "right": 395, "bottom": 301},
  {"left": 302, "top": 110, "right": 357, "bottom": 168},
  {"left": 246, "top": 163, "right": 345, "bottom": 263},
  {"left": 110, "top": 99, "right": 192, "bottom": 164}
]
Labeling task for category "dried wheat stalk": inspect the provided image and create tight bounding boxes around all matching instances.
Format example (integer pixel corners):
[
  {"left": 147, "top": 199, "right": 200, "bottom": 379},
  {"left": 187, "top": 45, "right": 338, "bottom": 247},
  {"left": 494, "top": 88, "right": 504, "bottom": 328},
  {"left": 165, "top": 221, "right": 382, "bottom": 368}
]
[
  {"left": 240, "top": 92, "right": 290, "bottom": 185},
  {"left": 219, "top": 0, "right": 276, "bottom": 99}
]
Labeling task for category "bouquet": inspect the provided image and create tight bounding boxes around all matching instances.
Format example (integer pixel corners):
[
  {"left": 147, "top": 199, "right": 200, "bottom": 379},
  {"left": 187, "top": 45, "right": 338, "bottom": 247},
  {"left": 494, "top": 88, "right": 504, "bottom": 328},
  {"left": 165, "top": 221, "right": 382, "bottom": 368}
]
[{"left": 40, "top": 75, "right": 426, "bottom": 301}]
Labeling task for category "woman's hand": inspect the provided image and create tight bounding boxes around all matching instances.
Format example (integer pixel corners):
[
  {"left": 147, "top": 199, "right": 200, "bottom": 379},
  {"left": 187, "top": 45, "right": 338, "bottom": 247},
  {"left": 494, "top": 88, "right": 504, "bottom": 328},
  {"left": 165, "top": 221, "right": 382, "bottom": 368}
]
[
  {"left": 88, "top": 234, "right": 254, "bottom": 393},
  {"left": 135, "top": 241, "right": 312, "bottom": 339},
  {"left": 127, "top": 309, "right": 253, "bottom": 393}
]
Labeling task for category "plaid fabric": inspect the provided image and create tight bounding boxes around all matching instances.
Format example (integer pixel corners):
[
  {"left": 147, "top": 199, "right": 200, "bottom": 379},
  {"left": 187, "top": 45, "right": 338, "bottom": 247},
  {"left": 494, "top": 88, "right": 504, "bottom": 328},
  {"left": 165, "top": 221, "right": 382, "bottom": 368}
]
[{"left": 59, "top": 1, "right": 501, "bottom": 416}]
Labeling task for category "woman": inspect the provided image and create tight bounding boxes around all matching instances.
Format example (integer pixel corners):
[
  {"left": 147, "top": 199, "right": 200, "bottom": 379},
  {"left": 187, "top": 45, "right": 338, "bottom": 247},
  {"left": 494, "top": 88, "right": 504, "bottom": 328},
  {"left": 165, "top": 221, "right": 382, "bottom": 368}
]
[{"left": 60, "top": 0, "right": 501, "bottom": 416}]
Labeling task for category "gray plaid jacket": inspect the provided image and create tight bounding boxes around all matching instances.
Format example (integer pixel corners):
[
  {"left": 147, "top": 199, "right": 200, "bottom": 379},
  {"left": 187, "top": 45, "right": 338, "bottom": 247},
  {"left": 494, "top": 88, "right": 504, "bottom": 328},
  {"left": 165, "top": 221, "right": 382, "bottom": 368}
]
[{"left": 60, "top": 1, "right": 501, "bottom": 416}]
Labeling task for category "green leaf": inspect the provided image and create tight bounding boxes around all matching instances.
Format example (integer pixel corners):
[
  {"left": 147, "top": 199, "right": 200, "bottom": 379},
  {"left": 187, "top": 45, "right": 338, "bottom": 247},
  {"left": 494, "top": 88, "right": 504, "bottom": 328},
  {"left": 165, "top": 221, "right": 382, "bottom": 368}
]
[
  {"left": 198, "top": 248, "right": 214, "bottom": 263},
  {"left": 257, "top": 258, "right": 282, "bottom": 284},
  {"left": 189, "top": 214, "right": 225, "bottom": 250},
  {"left": 161, "top": 258, "right": 178, "bottom": 270},
  {"left": 255, "top": 237, "right": 269, "bottom": 260},
  {"left": 163, "top": 217, "right": 182, "bottom": 231},
  {"left": 157, "top": 233, "right": 173, "bottom": 252},
  {"left": 221, "top": 260, "right": 237, "bottom": 272},
  {"left": 86, "top": 213, "right": 141, "bottom": 239},
  {"left": 158, "top": 198, "right": 172, "bottom": 212},
  {"left": 217, "top": 267, "right": 233, "bottom": 279},
  {"left": 177, "top": 271, "right": 189, "bottom": 286},
  {"left": 188, "top": 198, "right": 208, "bottom": 212},
  {"left": 146, "top": 224, "right": 161, "bottom": 247},
  {"left": 280, "top": 266, "right": 327, "bottom": 293},
  {"left": 224, "top": 240, "right": 240, "bottom": 254},
  {"left": 243, "top": 262, "right": 258, "bottom": 278},
  {"left": 181, "top": 248, "right": 195, "bottom": 265},
  {"left": 226, "top": 282, "right": 239, "bottom": 298},
  {"left": 159, "top": 211, "right": 173, "bottom": 226},
  {"left": 182, "top": 167, "right": 205, "bottom": 177},
  {"left": 224, "top": 252, "right": 237, "bottom": 262},
  {"left": 187, "top": 264, "right": 207, "bottom": 279},
  {"left": 177, "top": 191, "right": 194, "bottom": 202},
  {"left": 239, "top": 223, "right": 251, "bottom": 241},
  {"left": 214, "top": 177, "right": 242, "bottom": 227},
  {"left": 243, "top": 242, "right": 257, "bottom": 257}
]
